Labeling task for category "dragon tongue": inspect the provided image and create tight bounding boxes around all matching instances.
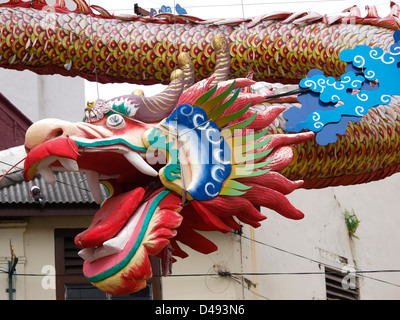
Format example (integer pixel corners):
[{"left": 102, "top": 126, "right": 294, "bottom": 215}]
[{"left": 74, "top": 188, "right": 146, "bottom": 249}]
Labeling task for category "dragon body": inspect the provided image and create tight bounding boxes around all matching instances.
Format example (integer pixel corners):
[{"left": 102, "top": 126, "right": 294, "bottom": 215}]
[
  {"left": 1, "top": 0, "right": 399, "bottom": 295},
  {"left": 0, "top": 2, "right": 398, "bottom": 85}
]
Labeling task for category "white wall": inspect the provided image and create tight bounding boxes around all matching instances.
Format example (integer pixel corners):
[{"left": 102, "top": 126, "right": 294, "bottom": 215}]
[
  {"left": 165, "top": 173, "right": 400, "bottom": 300},
  {"left": 0, "top": 68, "right": 85, "bottom": 123}
]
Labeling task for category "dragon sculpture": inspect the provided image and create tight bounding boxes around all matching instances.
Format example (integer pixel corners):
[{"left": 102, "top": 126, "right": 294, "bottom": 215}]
[{"left": 2, "top": 0, "right": 400, "bottom": 295}]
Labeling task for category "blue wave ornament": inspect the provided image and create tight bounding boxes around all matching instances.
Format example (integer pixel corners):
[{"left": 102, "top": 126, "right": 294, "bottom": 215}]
[{"left": 283, "top": 31, "right": 400, "bottom": 145}]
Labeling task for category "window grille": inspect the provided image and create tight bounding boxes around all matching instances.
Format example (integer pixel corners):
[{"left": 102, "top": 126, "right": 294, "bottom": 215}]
[{"left": 325, "top": 267, "right": 359, "bottom": 300}]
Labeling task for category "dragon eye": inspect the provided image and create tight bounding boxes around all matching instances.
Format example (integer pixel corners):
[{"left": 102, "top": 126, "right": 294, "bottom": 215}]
[{"left": 106, "top": 114, "right": 125, "bottom": 129}]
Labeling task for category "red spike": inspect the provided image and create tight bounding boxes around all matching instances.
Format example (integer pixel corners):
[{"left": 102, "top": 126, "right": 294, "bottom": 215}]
[
  {"left": 220, "top": 93, "right": 266, "bottom": 118},
  {"left": 260, "top": 146, "right": 294, "bottom": 171},
  {"left": 191, "top": 201, "right": 232, "bottom": 233},
  {"left": 219, "top": 216, "right": 242, "bottom": 230},
  {"left": 0, "top": 0, "right": 31, "bottom": 8},
  {"left": 213, "top": 78, "right": 256, "bottom": 97},
  {"left": 263, "top": 132, "right": 315, "bottom": 151},
  {"left": 168, "top": 239, "right": 188, "bottom": 259},
  {"left": 179, "top": 204, "right": 218, "bottom": 231},
  {"left": 365, "top": 5, "right": 379, "bottom": 19},
  {"left": 195, "top": 196, "right": 267, "bottom": 228},
  {"left": 90, "top": 5, "right": 114, "bottom": 19},
  {"left": 342, "top": 5, "right": 362, "bottom": 17},
  {"left": 390, "top": 1, "right": 400, "bottom": 16},
  {"left": 243, "top": 184, "right": 305, "bottom": 220},
  {"left": 174, "top": 227, "right": 218, "bottom": 254},
  {"left": 238, "top": 171, "right": 303, "bottom": 195}
]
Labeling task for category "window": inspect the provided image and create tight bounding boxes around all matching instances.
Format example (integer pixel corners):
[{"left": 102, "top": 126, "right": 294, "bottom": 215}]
[
  {"left": 65, "top": 283, "right": 153, "bottom": 300},
  {"left": 55, "top": 229, "right": 162, "bottom": 300},
  {"left": 325, "top": 267, "right": 359, "bottom": 300}
]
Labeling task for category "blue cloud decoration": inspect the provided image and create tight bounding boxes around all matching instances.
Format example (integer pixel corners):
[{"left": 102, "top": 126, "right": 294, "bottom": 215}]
[{"left": 283, "top": 31, "right": 400, "bottom": 145}]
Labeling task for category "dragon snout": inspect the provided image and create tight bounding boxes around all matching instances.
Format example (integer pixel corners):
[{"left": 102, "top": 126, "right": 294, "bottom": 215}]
[{"left": 24, "top": 118, "right": 79, "bottom": 153}]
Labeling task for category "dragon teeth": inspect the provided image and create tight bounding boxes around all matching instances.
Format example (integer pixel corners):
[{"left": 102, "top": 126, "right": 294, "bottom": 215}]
[
  {"left": 59, "top": 158, "right": 79, "bottom": 171},
  {"left": 37, "top": 166, "right": 56, "bottom": 185},
  {"left": 123, "top": 150, "right": 158, "bottom": 177},
  {"left": 84, "top": 170, "right": 102, "bottom": 204},
  {"left": 78, "top": 245, "right": 121, "bottom": 263},
  {"left": 36, "top": 156, "right": 79, "bottom": 184},
  {"left": 77, "top": 248, "right": 95, "bottom": 262},
  {"left": 37, "top": 155, "right": 58, "bottom": 184}
]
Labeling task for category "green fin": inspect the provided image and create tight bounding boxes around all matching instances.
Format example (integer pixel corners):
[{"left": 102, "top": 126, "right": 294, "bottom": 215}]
[
  {"left": 241, "top": 129, "right": 269, "bottom": 143},
  {"left": 224, "top": 111, "right": 258, "bottom": 133},
  {"left": 223, "top": 179, "right": 253, "bottom": 191},
  {"left": 220, "top": 187, "right": 248, "bottom": 196},
  {"left": 207, "top": 89, "right": 240, "bottom": 121},
  {"left": 193, "top": 84, "right": 218, "bottom": 107},
  {"left": 201, "top": 81, "right": 236, "bottom": 114},
  {"left": 214, "top": 103, "right": 251, "bottom": 128}
]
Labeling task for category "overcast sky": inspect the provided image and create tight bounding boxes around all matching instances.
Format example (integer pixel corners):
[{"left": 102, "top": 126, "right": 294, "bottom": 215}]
[{"left": 84, "top": 0, "right": 393, "bottom": 101}]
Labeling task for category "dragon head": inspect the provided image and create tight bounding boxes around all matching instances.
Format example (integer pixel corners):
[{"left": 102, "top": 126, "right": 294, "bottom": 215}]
[{"left": 23, "top": 36, "right": 313, "bottom": 295}]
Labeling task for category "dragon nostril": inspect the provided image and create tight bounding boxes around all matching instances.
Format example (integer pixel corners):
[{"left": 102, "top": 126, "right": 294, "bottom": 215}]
[
  {"left": 25, "top": 119, "right": 80, "bottom": 152},
  {"left": 48, "top": 128, "right": 64, "bottom": 140}
]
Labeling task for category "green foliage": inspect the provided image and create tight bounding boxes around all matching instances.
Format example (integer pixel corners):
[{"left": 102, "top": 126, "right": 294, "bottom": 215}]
[{"left": 344, "top": 209, "right": 360, "bottom": 240}]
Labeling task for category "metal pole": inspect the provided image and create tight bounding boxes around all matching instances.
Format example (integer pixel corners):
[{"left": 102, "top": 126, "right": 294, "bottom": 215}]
[
  {"left": 8, "top": 261, "right": 13, "bottom": 300},
  {"left": 8, "top": 241, "right": 18, "bottom": 300}
]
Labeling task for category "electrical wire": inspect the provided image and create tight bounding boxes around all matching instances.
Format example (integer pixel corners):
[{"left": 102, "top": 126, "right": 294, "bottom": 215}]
[
  {"left": 1, "top": 268, "right": 400, "bottom": 278},
  {"left": 0, "top": 157, "right": 26, "bottom": 185}
]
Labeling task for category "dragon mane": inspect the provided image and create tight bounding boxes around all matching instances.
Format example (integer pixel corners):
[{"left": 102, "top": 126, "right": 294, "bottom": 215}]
[{"left": 153, "top": 74, "right": 313, "bottom": 260}]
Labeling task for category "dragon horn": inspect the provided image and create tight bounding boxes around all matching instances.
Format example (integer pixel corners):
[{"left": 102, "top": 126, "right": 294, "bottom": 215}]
[
  {"left": 178, "top": 52, "right": 195, "bottom": 90},
  {"left": 209, "top": 34, "right": 231, "bottom": 87},
  {"left": 131, "top": 35, "right": 230, "bottom": 123},
  {"left": 134, "top": 53, "right": 194, "bottom": 122}
]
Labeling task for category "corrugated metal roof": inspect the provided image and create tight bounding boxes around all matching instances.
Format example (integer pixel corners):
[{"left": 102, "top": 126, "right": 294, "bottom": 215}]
[{"left": 0, "top": 171, "right": 107, "bottom": 204}]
